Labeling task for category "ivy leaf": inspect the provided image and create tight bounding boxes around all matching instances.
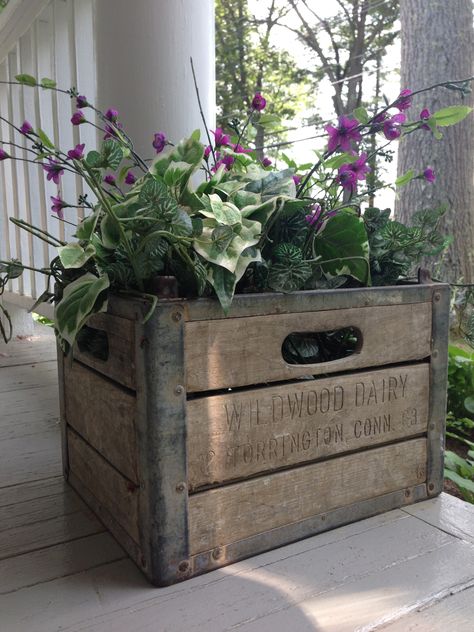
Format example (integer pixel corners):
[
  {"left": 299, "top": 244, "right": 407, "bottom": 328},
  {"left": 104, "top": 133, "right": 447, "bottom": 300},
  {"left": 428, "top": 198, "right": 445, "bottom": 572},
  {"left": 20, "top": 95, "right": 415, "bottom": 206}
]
[
  {"left": 245, "top": 169, "right": 296, "bottom": 200},
  {"left": 75, "top": 212, "right": 99, "bottom": 240},
  {"left": 151, "top": 130, "right": 204, "bottom": 177},
  {"left": 15, "top": 73, "right": 37, "bottom": 86},
  {"left": 54, "top": 273, "right": 110, "bottom": 349},
  {"left": 58, "top": 243, "right": 96, "bottom": 269},
  {"left": 207, "top": 265, "right": 236, "bottom": 314},
  {"left": 101, "top": 214, "right": 122, "bottom": 249},
  {"left": 200, "top": 194, "right": 242, "bottom": 225},
  {"left": 37, "top": 128, "right": 55, "bottom": 150},
  {"left": 432, "top": 105, "right": 472, "bottom": 127},
  {"left": 163, "top": 160, "right": 196, "bottom": 202},
  {"left": 315, "top": 213, "right": 370, "bottom": 284}
]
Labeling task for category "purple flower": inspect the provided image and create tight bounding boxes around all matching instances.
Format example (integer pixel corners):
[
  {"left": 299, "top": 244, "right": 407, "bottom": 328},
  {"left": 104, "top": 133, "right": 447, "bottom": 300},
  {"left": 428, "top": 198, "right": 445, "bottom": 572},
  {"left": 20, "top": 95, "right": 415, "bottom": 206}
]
[
  {"left": 20, "top": 120, "right": 34, "bottom": 135},
  {"left": 325, "top": 116, "right": 362, "bottom": 153},
  {"left": 50, "top": 195, "right": 67, "bottom": 219},
  {"left": 292, "top": 174, "right": 301, "bottom": 185},
  {"left": 395, "top": 88, "right": 412, "bottom": 112},
  {"left": 152, "top": 131, "right": 166, "bottom": 153},
  {"left": 212, "top": 128, "right": 231, "bottom": 147},
  {"left": 0, "top": 148, "right": 9, "bottom": 161},
  {"left": 76, "top": 95, "right": 89, "bottom": 108},
  {"left": 105, "top": 108, "right": 119, "bottom": 122},
  {"left": 204, "top": 145, "right": 212, "bottom": 159},
  {"left": 103, "top": 123, "right": 123, "bottom": 140},
  {"left": 305, "top": 203, "right": 322, "bottom": 227},
  {"left": 420, "top": 108, "right": 431, "bottom": 120},
  {"left": 125, "top": 171, "right": 136, "bottom": 185},
  {"left": 104, "top": 174, "right": 116, "bottom": 185},
  {"left": 252, "top": 92, "right": 267, "bottom": 111},
  {"left": 262, "top": 157, "right": 272, "bottom": 168},
  {"left": 43, "top": 158, "right": 64, "bottom": 184},
  {"left": 339, "top": 152, "right": 371, "bottom": 183},
  {"left": 423, "top": 167, "right": 436, "bottom": 183},
  {"left": 221, "top": 155, "right": 235, "bottom": 170},
  {"left": 336, "top": 167, "right": 358, "bottom": 191},
  {"left": 71, "top": 110, "right": 86, "bottom": 126},
  {"left": 67, "top": 143, "right": 85, "bottom": 160},
  {"left": 232, "top": 143, "right": 252, "bottom": 154},
  {"left": 383, "top": 113, "right": 406, "bottom": 140}
]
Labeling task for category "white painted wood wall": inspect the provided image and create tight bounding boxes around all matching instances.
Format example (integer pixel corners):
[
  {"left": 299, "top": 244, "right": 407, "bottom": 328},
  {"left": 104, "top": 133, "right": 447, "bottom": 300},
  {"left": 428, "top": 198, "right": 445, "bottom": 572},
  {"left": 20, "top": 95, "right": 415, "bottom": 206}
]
[{"left": 0, "top": 0, "right": 215, "bottom": 311}]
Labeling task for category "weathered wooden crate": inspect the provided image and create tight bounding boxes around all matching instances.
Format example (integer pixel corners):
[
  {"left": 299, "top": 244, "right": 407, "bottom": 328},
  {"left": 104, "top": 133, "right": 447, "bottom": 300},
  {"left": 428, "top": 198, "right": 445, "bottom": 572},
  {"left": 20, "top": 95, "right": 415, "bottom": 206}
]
[{"left": 58, "top": 282, "right": 449, "bottom": 586}]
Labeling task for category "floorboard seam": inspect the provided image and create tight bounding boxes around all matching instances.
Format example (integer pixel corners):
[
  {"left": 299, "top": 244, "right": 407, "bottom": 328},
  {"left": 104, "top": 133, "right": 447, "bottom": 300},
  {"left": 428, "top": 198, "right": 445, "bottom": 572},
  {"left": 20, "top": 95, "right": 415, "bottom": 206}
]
[{"left": 400, "top": 507, "right": 474, "bottom": 544}]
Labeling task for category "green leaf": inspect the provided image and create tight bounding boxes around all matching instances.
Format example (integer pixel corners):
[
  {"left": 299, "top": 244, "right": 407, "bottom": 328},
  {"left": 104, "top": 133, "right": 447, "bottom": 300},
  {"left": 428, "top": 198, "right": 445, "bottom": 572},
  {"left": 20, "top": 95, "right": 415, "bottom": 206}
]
[
  {"left": 58, "top": 243, "right": 96, "bottom": 269},
  {"left": 395, "top": 169, "right": 415, "bottom": 187},
  {"left": 163, "top": 160, "right": 195, "bottom": 201},
  {"left": 101, "top": 140, "right": 123, "bottom": 170},
  {"left": 315, "top": 214, "right": 370, "bottom": 284},
  {"left": 207, "top": 265, "right": 236, "bottom": 314},
  {"left": 268, "top": 258, "right": 312, "bottom": 293},
  {"left": 0, "top": 259, "right": 23, "bottom": 279},
  {"left": 432, "top": 105, "right": 473, "bottom": 127},
  {"left": 40, "top": 77, "right": 57, "bottom": 89},
  {"left": 354, "top": 107, "right": 369, "bottom": 124},
  {"left": 37, "top": 128, "right": 55, "bottom": 150},
  {"left": 151, "top": 131, "right": 204, "bottom": 177},
  {"left": 245, "top": 169, "right": 296, "bottom": 200},
  {"left": 85, "top": 150, "right": 102, "bottom": 168},
  {"left": 465, "top": 396, "right": 474, "bottom": 414},
  {"left": 200, "top": 194, "right": 242, "bottom": 225},
  {"left": 101, "top": 214, "right": 122, "bottom": 249},
  {"left": 193, "top": 217, "right": 261, "bottom": 274},
  {"left": 54, "top": 273, "right": 110, "bottom": 349},
  {"left": 323, "top": 153, "right": 358, "bottom": 170},
  {"left": 15, "top": 73, "right": 37, "bottom": 87}
]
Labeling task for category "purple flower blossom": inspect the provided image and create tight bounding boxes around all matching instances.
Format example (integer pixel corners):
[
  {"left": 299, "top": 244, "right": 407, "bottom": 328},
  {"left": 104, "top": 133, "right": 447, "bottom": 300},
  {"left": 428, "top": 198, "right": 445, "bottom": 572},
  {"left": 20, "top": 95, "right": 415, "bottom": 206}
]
[
  {"left": 339, "top": 152, "right": 371, "bottom": 184},
  {"left": 305, "top": 204, "right": 322, "bottom": 226},
  {"left": 104, "top": 174, "right": 116, "bottom": 185},
  {"left": 292, "top": 174, "right": 301, "bottom": 185},
  {"left": 204, "top": 145, "right": 212, "bottom": 159},
  {"left": 125, "top": 171, "right": 136, "bottom": 185},
  {"left": 336, "top": 167, "right": 358, "bottom": 191},
  {"left": 103, "top": 123, "right": 123, "bottom": 140},
  {"left": 152, "top": 131, "right": 166, "bottom": 153},
  {"left": 212, "top": 128, "right": 231, "bottom": 147},
  {"left": 20, "top": 120, "right": 34, "bottom": 135},
  {"left": 0, "top": 148, "right": 9, "bottom": 161},
  {"left": 71, "top": 110, "right": 86, "bottom": 126},
  {"left": 423, "top": 167, "right": 436, "bottom": 183},
  {"left": 67, "top": 143, "right": 85, "bottom": 160},
  {"left": 325, "top": 116, "right": 362, "bottom": 153},
  {"left": 232, "top": 143, "right": 252, "bottom": 154},
  {"left": 251, "top": 92, "right": 266, "bottom": 111},
  {"left": 105, "top": 108, "right": 119, "bottom": 122},
  {"left": 76, "top": 95, "right": 89, "bottom": 108},
  {"left": 50, "top": 195, "right": 67, "bottom": 219},
  {"left": 221, "top": 155, "right": 235, "bottom": 170},
  {"left": 395, "top": 89, "right": 412, "bottom": 112},
  {"left": 43, "top": 159, "right": 64, "bottom": 185},
  {"left": 383, "top": 113, "right": 406, "bottom": 140},
  {"left": 420, "top": 108, "right": 431, "bottom": 120},
  {"left": 262, "top": 157, "right": 272, "bottom": 168}
]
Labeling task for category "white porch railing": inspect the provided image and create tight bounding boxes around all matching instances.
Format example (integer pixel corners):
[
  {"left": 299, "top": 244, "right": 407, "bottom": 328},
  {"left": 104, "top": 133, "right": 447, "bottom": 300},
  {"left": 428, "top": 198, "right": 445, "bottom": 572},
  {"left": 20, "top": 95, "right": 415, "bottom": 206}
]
[
  {"left": 0, "top": 0, "right": 215, "bottom": 321},
  {"left": 0, "top": 0, "right": 97, "bottom": 315}
]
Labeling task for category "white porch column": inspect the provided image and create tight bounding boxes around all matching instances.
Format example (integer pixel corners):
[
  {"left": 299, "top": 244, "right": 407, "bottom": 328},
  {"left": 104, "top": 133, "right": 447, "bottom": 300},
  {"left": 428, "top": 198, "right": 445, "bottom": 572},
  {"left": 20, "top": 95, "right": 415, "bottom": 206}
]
[{"left": 93, "top": 0, "right": 215, "bottom": 157}]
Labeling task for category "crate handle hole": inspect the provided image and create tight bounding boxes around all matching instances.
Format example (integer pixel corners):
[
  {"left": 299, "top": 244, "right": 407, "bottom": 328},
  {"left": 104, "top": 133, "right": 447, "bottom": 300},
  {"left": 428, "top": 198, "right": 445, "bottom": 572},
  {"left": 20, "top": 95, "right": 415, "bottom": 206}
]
[
  {"left": 282, "top": 327, "right": 362, "bottom": 365},
  {"left": 76, "top": 325, "right": 109, "bottom": 362}
]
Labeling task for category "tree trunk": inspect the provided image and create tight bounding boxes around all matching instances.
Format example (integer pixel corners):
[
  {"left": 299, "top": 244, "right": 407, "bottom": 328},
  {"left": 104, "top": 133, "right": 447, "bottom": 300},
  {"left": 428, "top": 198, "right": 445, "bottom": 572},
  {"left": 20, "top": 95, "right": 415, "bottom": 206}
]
[{"left": 396, "top": 0, "right": 474, "bottom": 283}]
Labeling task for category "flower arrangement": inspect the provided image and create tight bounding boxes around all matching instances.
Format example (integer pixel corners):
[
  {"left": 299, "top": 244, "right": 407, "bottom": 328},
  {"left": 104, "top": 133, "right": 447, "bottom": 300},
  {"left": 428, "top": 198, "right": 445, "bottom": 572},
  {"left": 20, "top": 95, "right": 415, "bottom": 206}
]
[{"left": 0, "top": 73, "right": 472, "bottom": 352}]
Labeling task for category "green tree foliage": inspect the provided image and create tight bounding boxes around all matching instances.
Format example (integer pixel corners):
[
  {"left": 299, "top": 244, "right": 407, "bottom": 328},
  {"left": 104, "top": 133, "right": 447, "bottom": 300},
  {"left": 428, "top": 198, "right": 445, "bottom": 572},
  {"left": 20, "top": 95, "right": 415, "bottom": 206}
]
[{"left": 215, "top": 0, "right": 310, "bottom": 157}]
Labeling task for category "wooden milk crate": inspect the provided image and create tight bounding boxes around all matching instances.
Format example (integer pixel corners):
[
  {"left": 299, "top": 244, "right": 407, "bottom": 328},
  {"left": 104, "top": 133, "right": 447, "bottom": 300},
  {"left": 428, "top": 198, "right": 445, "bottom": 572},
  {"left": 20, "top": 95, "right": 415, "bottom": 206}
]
[{"left": 58, "top": 282, "right": 449, "bottom": 586}]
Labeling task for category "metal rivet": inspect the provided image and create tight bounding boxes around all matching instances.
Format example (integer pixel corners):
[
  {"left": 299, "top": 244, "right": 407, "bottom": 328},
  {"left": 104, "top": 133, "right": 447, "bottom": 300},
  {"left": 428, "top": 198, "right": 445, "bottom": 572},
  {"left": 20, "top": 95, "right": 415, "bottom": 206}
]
[
  {"left": 432, "top": 349, "right": 438, "bottom": 359},
  {"left": 176, "top": 482, "right": 186, "bottom": 493},
  {"left": 405, "top": 489, "right": 411, "bottom": 498},
  {"left": 428, "top": 483, "right": 435, "bottom": 492},
  {"left": 172, "top": 311, "right": 182, "bottom": 322},
  {"left": 212, "top": 547, "right": 222, "bottom": 560},
  {"left": 434, "top": 292, "right": 441, "bottom": 302},
  {"left": 178, "top": 560, "right": 189, "bottom": 572},
  {"left": 174, "top": 385, "right": 184, "bottom": 395}
]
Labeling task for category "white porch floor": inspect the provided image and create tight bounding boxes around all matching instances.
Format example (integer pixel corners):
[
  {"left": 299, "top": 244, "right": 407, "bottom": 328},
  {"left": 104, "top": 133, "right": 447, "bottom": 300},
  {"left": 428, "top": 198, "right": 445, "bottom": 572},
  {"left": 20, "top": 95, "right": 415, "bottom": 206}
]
[{"left": 1, "top": 331, "right": 474, "bottom": 632}]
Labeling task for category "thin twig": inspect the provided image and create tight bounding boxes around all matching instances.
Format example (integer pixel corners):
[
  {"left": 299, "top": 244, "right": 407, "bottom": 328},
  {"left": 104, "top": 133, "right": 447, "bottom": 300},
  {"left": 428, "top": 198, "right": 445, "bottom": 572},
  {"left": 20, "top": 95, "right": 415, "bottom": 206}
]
[{"left": 190, "top": 57, "right": 216, "bottom": 164}]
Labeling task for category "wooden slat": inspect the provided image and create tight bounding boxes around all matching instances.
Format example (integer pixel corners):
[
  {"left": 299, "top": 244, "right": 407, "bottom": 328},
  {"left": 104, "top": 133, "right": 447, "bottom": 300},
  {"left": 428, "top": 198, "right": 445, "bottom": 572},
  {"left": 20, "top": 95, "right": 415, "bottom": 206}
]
[
  {"left": 72, "top": 312, "right": 136, "bottom": 389},
  {"left": 186, "top": 302, "right": 432, "bottom": 392},
  {"left": 403, "top": 493, "right": 474, "bottom": 544},
  {"left": 64, "top": 360, "right": 138, "bottom": 481},
  {"left": 67, "top": 428, "right": 140, "bottom": 543},
  {"left": 188, "top": 438, "right": 427, "bottom": 554},
  {"left": 187, "top": 363, "right": 430, "bottom": 489}
]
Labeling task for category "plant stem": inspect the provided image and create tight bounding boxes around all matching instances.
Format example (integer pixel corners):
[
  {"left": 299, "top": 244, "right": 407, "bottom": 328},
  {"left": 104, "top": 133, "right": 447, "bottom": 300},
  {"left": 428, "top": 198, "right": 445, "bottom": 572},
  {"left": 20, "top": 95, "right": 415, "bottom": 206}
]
[{"left": 190, "top": 56, "right": 216, "bottom": 166}]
